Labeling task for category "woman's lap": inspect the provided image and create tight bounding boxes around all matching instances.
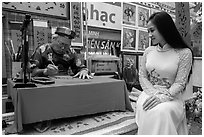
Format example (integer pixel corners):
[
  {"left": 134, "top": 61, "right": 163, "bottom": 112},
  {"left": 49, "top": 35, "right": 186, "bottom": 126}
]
[{"left": 135, "top": 92, "right": 186, "bottom": 134}]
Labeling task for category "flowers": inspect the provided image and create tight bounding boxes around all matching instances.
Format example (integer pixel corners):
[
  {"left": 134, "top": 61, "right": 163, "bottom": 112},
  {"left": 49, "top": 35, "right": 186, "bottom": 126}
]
[{"left": 185, "top": 87, "right": 202, "bottom": 122}]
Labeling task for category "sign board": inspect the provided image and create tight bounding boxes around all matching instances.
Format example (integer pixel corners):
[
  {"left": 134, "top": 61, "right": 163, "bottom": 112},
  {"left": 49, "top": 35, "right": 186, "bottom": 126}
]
[
  {"left": 86, "top": 2, "right": 122, "bottom": 30},
  {"left": 88, "top": 55, "right": 120, "bottom": 73},
  {"left": 88, "top": 38, "right": 120, "bottom": 55},
  {"left": 93, "top": 61, "right": 118, "bottom": 73},
  {"left": 86, "top": 26, "right": 121, "bottom": 56},
  {"left": 2, "top": 2, "right": 67, "bottom": 18}
]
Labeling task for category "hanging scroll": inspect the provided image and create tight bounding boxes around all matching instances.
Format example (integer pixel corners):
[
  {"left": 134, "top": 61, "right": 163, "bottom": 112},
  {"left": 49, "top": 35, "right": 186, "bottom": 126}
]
[
  {"left": 70, "top": 2, "right": 83, "bottom": 46},
  {"left": 33, "top": 20, "right": 49, "bottom": 50}
]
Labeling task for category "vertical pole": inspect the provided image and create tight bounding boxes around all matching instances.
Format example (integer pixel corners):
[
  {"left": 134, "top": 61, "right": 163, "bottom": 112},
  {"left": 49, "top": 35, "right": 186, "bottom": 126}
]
[
  {"left": 22, "top": 28, "right": 28, "bottom": 83},
  {"left": 21, "top": 14, "right": 31, "bottom": 83},
  {"left": 2, "top": 15, "right": 8, "bottom": 79},
  {"left": 28, "top": 19, "right": 34, "bottom": 57},
  {"left": 175, "top": 2, "right": 191, "bottom": 47},
  {"left": 84, "top": 2, "right": 89, "bottom": 69},
  {"left": 3, "top": 15, "right": 12, "bottom": 78}
]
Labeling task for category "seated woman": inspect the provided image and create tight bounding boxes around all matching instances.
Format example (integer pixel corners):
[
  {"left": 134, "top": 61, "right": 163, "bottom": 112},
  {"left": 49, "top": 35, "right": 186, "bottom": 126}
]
[{"left": 135, "top": 12, "right": 193, "bottom": 135}]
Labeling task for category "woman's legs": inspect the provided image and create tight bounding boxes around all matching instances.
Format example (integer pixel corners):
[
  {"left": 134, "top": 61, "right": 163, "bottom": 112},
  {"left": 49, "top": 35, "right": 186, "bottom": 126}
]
[{"left": 135, "top": 92, "right": 187, "bottom": 135}]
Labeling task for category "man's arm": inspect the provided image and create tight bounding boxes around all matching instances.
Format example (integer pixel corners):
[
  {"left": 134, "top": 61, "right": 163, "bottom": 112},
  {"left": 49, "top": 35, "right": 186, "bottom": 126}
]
[{"left": 30, "top": 45, "right": 48, "bottom": 77}]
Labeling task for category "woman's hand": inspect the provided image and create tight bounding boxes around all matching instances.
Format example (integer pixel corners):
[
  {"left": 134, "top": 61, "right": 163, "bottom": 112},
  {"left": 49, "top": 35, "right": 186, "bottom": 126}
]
[
  {"left": 143, "top": 95, "right": 161, "bottom": 111},
  {"left": 73, "top": 69, "right": 93, "bottom": 79}
]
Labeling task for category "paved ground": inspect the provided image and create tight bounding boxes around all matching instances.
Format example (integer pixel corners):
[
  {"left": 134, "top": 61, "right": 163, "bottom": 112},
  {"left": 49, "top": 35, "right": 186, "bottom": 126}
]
[{"left": 188, "top": 117, "right": 202, "bottom": 135}]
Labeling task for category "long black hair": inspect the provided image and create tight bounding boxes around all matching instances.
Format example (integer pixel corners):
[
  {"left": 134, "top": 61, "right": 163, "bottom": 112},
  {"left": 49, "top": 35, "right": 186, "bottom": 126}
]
[
  {"left": 148, "top": 11, "right": 193, "bottom": 81},
  {"left": 148, "top": 12, "right": 190, "bottom": 49}
]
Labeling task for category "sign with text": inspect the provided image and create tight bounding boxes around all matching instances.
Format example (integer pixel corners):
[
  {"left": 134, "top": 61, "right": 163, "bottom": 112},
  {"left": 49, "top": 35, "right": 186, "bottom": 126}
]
[
  {"left": 70, "top": 2, "right": 83, "bottom": 46},
  {"left": 86, "top": 2, "right": 122, "bottom": 30},
  {"left": 93, "top": 61, "right": 118, "bottom": 73},
  {"left": 2, "top": 2, "right": 67, "bottom": 18},
  {"left": 88, "top": 38, "right": 121, "bottom": 55}
]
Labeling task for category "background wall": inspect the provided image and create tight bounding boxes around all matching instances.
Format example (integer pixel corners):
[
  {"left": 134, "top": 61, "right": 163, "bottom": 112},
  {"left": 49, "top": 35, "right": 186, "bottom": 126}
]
[{"left": 192, "top": 58, "right": 202, "bottom": 87}]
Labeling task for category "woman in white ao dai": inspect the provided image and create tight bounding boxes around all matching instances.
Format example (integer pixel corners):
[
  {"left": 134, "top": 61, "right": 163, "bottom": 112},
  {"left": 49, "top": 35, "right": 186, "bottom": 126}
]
[{"left": 135, "top": 12, "right": 193, "bottom": 135}]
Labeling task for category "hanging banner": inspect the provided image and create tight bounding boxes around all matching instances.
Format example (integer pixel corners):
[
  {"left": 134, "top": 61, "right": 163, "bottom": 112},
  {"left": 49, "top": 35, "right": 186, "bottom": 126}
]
[
  {"left": 70, "top": 2, "right": 83, "bottom": 46},
  {"left": 33, "top": 27, "right": 49, "bottom": 49}
]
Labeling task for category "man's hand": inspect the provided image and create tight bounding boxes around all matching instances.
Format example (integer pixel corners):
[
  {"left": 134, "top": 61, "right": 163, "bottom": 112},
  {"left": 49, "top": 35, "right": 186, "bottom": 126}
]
[
  {"left": 143, "top": 95, "right": 161, "bottom": 111},
  {"left": 43, "top": 64, "right": 58, "bottom": 76},
  {"left": 73, "top": 69, "right": 93, "bottom": 79}
]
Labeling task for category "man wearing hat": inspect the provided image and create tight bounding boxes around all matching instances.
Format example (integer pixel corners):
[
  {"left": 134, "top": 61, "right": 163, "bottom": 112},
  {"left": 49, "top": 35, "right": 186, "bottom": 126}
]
[
  {"left": 31, "top": 26, "right": 92, "bottom": 79},
  {"left": 29, "top": 27, "right": 92, "bottom": 132}
]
